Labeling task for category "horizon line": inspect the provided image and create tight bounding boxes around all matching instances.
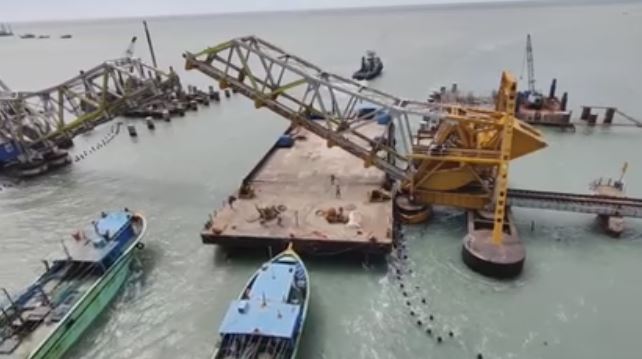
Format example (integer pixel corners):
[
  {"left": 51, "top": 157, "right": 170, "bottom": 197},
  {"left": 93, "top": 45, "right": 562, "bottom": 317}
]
[{"left": 4, "top": 0, "right": 637, "bottom": 25}]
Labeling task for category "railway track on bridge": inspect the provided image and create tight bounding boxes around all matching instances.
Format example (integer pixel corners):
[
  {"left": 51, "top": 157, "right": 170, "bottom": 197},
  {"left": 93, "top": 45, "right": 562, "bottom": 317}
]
[{"left": 508, "top": 188, "right": 642, "bottom": 218}]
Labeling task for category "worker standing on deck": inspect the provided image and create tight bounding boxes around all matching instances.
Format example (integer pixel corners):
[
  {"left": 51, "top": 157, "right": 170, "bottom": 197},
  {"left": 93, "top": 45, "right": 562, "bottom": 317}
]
[
  {"left": 335, "top": 184, "right": 341, "bottom": 199},
  {"left": 228, "top": 195, "right": 237, "bottom": 209}
]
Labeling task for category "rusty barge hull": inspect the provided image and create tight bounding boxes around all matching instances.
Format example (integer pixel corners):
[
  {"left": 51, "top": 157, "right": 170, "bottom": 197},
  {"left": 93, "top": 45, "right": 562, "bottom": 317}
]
[
  {"left": 201, "top": 122, "right": 397, "bottom": 257},
  {"left": 516, "top": 107, "right": 573, "bottom": 128}
]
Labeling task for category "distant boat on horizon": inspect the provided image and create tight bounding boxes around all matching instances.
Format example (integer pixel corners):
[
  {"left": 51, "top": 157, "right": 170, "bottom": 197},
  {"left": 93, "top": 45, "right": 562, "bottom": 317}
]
[
  {"left": 20, "top": 33, "right": 35, "bottom": 39},
  {"left": 60, "top": 34, "right": 72, "bottom": 39},
  {"left": 0, "top": 23, "right": 14, "bottom": 37}
]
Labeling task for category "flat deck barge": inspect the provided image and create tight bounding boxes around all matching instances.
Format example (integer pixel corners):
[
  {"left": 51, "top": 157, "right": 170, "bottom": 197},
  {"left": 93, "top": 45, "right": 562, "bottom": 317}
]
[{"left": 201, "top": 122, "right": 395, "bottom": 256}]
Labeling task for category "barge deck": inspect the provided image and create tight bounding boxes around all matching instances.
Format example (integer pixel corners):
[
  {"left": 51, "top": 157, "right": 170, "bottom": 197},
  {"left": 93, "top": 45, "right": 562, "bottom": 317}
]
[{"left": 201, "top": 123, "right": 395, "bottom": 256}]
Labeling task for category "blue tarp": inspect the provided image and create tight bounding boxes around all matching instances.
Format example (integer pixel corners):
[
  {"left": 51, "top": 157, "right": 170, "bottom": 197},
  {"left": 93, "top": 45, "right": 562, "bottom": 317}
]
[{"left": 219, "top": 299, "right": 301, "bottom": 338}]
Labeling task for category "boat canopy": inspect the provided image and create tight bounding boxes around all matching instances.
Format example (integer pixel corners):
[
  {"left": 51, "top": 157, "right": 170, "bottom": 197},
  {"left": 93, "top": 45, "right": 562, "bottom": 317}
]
[
  {"left": 219, "top": 300, "right": 301, "bottom": 339},
  {"left": 249, "top": 263, "right": 296, "bottom": 301},
  {"left": 64, "top": 211, "right": 133, "bottom": 263},
  {"left": 218, "top": 261, "right": 303, "bottom": 338}
]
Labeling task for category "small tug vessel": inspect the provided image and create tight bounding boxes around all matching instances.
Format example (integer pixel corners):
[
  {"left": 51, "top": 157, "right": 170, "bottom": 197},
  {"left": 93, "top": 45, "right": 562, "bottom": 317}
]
[
  {"left": 212, "top": 244, "right": 309, "bottom": 359},
  {"left": 352, "top": 51, "right": 383, "bottom": 81},
  {"left": 0, "top": 209, "right": 147, "bottom": 359},
  {"left": 590, "top": 162, "right": 628, "bottom": 237}
]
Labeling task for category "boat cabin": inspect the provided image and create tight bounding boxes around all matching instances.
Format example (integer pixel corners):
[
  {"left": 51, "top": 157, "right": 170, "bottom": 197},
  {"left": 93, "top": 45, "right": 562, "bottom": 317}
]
[{"left": 215, "top": 257, "right": 307, "bottom": 359}]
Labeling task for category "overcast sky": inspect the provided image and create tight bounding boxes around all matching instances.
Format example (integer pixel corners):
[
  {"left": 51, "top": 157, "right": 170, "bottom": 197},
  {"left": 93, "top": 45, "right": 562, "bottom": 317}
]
[{"left": 4, "top": 0, "right": 529, "bottom": 22}]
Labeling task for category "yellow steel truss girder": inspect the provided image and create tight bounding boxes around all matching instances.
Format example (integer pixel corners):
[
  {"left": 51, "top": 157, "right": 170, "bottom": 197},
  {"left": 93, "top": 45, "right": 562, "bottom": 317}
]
[{"left": 491, "top": 72, "right": 517, "bottom": 245}]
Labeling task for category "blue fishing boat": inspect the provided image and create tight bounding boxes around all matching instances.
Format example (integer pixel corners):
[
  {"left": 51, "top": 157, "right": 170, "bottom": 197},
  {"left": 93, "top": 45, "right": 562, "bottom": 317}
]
[
  {"left": 0, "top": 209, "right": 147, "bottom": 358},
  {"left": 212, "top": 245, "right": 309, "bottom": 359}
]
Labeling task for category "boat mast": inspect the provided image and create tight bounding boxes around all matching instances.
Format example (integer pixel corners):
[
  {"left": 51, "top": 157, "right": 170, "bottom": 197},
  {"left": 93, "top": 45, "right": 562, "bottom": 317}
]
[{"left": 526, "top": 34, "right": 536, "bottom": 93}]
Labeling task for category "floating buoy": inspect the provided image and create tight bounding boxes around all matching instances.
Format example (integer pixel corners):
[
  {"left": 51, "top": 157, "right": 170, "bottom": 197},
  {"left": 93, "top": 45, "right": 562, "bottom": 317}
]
[
  {"left": 210, "top": 86, "right": 220, "bottom": 102},
  {"left": 127, "top": 124, "right": 138, "bottom": 137}
]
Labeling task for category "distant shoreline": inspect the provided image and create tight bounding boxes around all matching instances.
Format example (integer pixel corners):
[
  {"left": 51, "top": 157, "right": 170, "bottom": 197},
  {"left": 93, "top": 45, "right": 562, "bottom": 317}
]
[{"left": 7, "top": 0, "right": 641, "bottom": 25}]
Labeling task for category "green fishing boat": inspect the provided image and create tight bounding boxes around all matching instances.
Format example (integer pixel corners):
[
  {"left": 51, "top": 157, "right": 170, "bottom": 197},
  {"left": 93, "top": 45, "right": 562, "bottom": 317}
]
[{"left": 0, "top": 208, "right": 147, "bottom": 358}]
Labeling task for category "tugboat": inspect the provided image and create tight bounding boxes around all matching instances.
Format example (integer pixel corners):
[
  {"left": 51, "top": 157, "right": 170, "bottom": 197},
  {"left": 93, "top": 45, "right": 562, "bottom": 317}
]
[
  {"left": 590, "top": 162, "right": 628, "bottom": 237},
  {"left": 0, "top": 209, "right": 147, "bottom": 359},
  {"left": 352, "top": 51, "right": 383, "bottom": 81},
  {"left": 211, "top": 244, "right": 309, "bottom": 359}
]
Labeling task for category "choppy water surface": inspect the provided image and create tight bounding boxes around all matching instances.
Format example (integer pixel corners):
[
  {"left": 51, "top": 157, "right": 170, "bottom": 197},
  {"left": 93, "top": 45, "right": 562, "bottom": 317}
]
[{"left": 1, "top": 2, "right": 642, "bottom": 358}]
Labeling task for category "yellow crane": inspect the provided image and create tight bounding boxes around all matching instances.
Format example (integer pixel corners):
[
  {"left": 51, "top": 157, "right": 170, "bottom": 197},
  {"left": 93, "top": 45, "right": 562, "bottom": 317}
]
[{"left": 184, "top": 36, "right": 546, "bottom": 276}]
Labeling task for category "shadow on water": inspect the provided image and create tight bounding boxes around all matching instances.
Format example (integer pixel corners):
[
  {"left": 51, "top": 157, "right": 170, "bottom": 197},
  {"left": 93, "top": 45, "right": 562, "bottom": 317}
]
[
  {"left": 212, "top": 245, "right": 388, "bottom": 275},
  {"left": 297, "top": 295, "right": 324, "bottom": 359}
]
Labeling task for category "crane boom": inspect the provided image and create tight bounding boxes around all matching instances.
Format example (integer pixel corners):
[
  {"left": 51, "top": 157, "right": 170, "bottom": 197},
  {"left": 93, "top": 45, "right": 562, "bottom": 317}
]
[
  {"left": 526, "top": 34, "right": 536, "bottom": 93},
  {"left": 184, "top": 36, "right": 547, "bottom": 246}
]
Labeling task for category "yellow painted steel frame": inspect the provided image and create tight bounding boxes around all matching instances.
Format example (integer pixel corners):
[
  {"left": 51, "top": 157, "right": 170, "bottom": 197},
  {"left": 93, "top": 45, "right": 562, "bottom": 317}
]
[
  {"left": 491, "top": 72, "right": 518, "bottom": 245},
  {"left": 184, "top": 38, "right": 547, "bottom": 237}
]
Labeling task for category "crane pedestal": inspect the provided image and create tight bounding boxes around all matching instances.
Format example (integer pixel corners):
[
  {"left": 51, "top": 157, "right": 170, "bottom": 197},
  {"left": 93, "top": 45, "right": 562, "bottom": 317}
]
[
  {"left": 462, "top": 210, "right": 524, "bottom": 279},
  {"left": 395, "top": 195, "right": 432, "bottom": 225}
]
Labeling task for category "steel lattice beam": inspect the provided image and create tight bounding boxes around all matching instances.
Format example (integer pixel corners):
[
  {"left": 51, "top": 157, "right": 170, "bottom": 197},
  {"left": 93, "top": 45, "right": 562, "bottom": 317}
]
[
  {"left": 183, "top": 37, "right": 535, "bottom": 185},
  {"left": 0, "top": 57, "right": 180, "bottom": 148}
]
